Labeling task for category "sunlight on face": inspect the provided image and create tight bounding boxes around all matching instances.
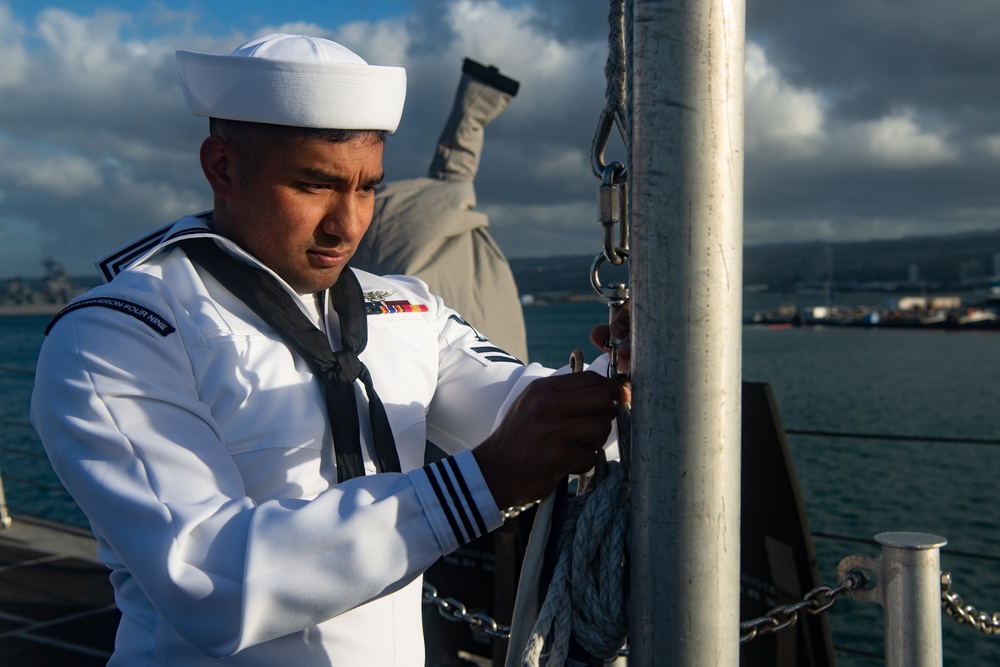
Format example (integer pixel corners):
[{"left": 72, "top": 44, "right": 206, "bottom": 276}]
[{"left": 218, "top": 134, "right": 385, "bottom": 294}]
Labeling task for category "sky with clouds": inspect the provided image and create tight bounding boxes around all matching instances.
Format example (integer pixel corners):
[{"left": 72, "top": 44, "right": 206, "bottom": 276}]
[{"left": 2, "top": 0, "right": 1000, "bottom": 277}]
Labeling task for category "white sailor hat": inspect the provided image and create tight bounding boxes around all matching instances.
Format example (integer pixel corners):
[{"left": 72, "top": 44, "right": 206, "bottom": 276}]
[{"left": 176, "top": 33, "right": 407, "bottom": 133}]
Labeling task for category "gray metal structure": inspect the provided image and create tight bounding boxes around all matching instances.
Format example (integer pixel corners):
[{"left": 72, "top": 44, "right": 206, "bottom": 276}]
[
  {"left": 839, "top": 532, "right": 948, "bottom": 667},
  {"left": 628, "top": 0, "right": 746, "bottom": 664}
]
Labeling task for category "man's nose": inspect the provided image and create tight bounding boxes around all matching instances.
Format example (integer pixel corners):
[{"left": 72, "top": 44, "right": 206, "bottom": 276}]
[{"left": 321, "top": 196, "right": 362, "bottom": 238}]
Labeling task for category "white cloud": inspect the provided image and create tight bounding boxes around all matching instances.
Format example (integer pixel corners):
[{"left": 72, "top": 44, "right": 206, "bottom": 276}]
[
  {"left": 980, "top": 134, "right": 1000, "bottom": 159},
  {"left": 744, "top": 42, "right": 825, "bottom": 162},
  {"left": 847, "top": 108, "right": 958, "bottom": 168},
  {"left": 104, "top": 170, "right": 207, "bottom": 222},
  {"left": 372, "top": 0, "right": 605, "bottom": 131},
  {"left": 0, "top": 2, "right": 29, "bottom": 87},
  {"left": 37, "top": 7, "right": 135, "bottom": 78},
  {"left": 335, "top": 18, "right": 411, "bottom": 66},
  {"left": 0, "top": 141, "right": 104, "bottom": 198},
  {"left": 744, "top": 44, "right": 959, "bottom": 171},
  {"left": 445, "top": 0, "right": 605, "bottom": 121}
]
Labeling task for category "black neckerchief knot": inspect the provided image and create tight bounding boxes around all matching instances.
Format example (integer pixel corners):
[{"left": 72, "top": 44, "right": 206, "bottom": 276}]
[
  {"left": 331, "top": 351, "right": 364, "bottom": 383},
  {"left": 179, "top": 236, "right": 401, "bottom": 482}
]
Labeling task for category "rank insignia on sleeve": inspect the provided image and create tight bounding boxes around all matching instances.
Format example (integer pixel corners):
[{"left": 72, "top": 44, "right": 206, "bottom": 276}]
[{"left": 365, "top": 299, "right": 430, "bottom": 315}]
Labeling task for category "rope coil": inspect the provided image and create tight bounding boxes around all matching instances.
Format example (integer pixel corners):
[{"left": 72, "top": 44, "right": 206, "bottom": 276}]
[{"left": 522, "top": 458, "right": 629, "bottom": 666}]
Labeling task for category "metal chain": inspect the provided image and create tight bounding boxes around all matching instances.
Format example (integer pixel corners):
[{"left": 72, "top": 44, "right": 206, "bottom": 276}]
[
  {"left": 423, "top": 569, "right": 871, "bottom": 647},
  {"left": 739, "top": 569, "right": 870, "bottom": 644},
  {"left": 422, "top": 582, "right": 512, "bottom": 640},
  {"left": 941, "top": 571, "right": 1000, "bottom": 636},
  {"left": 502, "top": 502, "right": 538, "bottom": 522}
]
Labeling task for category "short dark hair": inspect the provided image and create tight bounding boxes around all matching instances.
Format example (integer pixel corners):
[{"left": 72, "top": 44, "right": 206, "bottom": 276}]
[
  {"left": 209, "top": 118, "right": 387, "bottom": 146},
  {"left": 208, "top": 118, "right": 387, "bottom": 182}
]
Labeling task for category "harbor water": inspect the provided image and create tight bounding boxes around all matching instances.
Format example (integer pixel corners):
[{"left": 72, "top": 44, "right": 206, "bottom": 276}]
[{"left": 2, "top": 297, "right": 999, "bottom": 665}]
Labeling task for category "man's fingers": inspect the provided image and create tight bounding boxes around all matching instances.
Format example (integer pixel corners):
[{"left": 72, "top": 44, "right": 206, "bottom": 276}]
[
  {"left": 531, "top": 373, "right": 627, "bottom": 415},
  {"left": 590, "top": 325, "right": 611, "bottom": 352},
  {"left": 554, "top": 412, "right": 615, "bottom": 444}
]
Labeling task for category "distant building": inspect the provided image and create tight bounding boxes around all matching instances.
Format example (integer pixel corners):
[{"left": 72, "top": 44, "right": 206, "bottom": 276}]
[{"left": 888, "top": 295, "right": 961, "bottom": 312}]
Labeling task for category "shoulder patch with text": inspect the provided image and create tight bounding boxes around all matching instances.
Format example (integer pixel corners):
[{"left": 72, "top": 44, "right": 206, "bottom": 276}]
[{"left": 45, "top": 298, "right": 176, "bottom": 337}]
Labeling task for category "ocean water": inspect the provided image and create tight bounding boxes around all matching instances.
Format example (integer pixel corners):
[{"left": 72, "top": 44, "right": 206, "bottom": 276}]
[{"left": 3, "top": 301, "right": 1000, "bottom": 665}]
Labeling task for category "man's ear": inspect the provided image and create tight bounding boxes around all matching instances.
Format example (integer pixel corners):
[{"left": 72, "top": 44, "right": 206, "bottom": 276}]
[{"left": 200, "top": 135, "right": 235, "bottom": 199}]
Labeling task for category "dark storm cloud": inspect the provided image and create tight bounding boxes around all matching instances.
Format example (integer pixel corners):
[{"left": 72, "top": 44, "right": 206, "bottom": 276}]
[
  {"left": 523, "top": 0, "right": 610, "bottom": 42},
  {"left": 746, "top": 0, "right": 1000, "bottom": 127},
  {"left": 742, "top": 0, "right": 1000, "bottom": 245},
  {"left": 403, "top": 0, "right": 458, "bottom": 56}
]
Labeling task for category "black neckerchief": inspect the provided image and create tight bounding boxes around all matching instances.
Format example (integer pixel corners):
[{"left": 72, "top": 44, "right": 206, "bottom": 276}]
[{"left": 179, "top": 236, "right": 401, "bottom": 482}]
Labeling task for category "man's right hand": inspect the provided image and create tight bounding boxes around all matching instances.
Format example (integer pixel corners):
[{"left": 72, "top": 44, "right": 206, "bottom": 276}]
[{"left": 472, "top": 372, "right": 630, "bottom": 510}]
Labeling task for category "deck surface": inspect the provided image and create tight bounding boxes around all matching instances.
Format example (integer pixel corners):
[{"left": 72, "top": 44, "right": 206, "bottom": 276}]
[{"left": 0, "top": 515, "right": 117, "bottom": 666}]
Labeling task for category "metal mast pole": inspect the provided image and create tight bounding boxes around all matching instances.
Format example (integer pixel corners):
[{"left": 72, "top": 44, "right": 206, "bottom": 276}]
[{"left": 628, "top": 0, "right": 745, "bottom": 664}]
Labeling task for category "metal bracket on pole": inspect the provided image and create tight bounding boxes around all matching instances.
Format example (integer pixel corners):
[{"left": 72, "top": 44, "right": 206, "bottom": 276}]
[{"left": 837, "top": 531, "right": 948, "bottom": 667}]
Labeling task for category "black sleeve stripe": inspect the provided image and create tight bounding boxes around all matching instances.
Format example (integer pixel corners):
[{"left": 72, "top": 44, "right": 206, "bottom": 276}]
[
  {"left": 470, "top": 345, "right": 523, "bottom": 365},
  {"left": 434, "top": 464, "right": 476, "bottom": 543},
  {"left": 445, "top": 456, "right": 488, "bottom": 535},
  {"left": 485, "top": 355, "right": 523, "bottom": 364},
  {"left": 425, "top": 466, "right": 465, "bottom": 544},
  {"left": 472, "top": 346, "right": 508, "bottom": 354}
]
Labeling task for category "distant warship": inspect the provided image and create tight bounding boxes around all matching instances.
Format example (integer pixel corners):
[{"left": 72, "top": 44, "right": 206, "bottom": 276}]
[{"left": 0, "top": 258, "right": 87, "bottom": 315}]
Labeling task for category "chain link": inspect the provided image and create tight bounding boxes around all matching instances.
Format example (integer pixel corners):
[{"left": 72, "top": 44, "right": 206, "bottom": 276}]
[
  {"left": 422, "top": 583, "right": 512, "bottom": 640},
  {"left": 739, "top": 569, "right": 870, "bottom": 644},
  {"left": 424, "top": 571, "right": 1000, "bottom": 660},
  {"left": 941, "top": 572, "right": 1000, "bottom": 636},
  {"left": 423, "top": 569, "right": 871, "bottom": 647},
  {"left": 502, "top": 502, "right": 538, "bottom": 522}
]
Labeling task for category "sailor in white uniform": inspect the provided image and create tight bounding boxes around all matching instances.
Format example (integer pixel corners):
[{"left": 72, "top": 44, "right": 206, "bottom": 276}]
[{"left": 30, "top": 33, "right": 629, "bottom": 666}]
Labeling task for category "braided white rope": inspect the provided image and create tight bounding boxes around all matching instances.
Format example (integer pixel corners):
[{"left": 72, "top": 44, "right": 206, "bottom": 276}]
[
  {"left": 604, "top": 0, "right": 627, "bottom": 117},
  {"left": 522, "top": 460, "right": 629, "bottom": 666}
]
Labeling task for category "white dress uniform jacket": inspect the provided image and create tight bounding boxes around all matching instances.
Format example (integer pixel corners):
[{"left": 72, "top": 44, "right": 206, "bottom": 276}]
[{"left": 30, "top": 214, "right": 575, "bottom": 666}]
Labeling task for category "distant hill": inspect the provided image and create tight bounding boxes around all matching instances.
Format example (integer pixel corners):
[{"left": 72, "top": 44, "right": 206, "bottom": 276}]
[
  {"left": 18, "top": 229, "right": 1000, "bottom": 299},
  {"left": 509, "top": 230, "right": 1000, "bottom": 296}
]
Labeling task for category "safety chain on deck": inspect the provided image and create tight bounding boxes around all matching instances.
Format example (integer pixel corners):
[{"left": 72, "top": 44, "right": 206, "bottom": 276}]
[
  {"left": 423, "top": 569, "right": 872, "bottom": 649},
  {"left": 422, "top": 582, "right": 512, "bottom": 640},
  {"left": 425, "top": 569, "right": 1000, "bottom": 646},
  {"left": 941, "top": 572, "right": 1000, "bottom": 636},
  {"left": 739, "top": 569, "right": 870, "bottom": 643}
]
